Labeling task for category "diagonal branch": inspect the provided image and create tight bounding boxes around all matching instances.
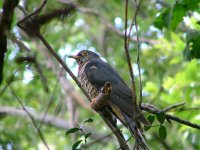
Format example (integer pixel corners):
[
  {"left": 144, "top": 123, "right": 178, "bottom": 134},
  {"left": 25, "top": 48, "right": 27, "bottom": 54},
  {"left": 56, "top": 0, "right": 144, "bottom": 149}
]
[{"left": 9, "top": 86, "right": 50, "bottom": 150}]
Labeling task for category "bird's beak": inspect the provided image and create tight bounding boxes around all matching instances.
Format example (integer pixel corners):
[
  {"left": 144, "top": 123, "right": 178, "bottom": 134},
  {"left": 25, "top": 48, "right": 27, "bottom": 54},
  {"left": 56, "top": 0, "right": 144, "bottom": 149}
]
[{"left": 68, "top": 55, "right": 81, "bottom": 60}]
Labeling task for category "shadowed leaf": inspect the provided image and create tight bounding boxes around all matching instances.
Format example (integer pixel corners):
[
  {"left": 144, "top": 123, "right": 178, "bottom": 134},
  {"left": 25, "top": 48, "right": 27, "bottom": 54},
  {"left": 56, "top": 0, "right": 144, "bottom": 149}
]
[
  {"left": 159, "top": 125, "right": 167, "bottom": 139},
  {"left": 84, "top": 118, "right": 93, "bottom": 124},
  {"left": 156, "top": 112, "right": 166, "bottom": 124},
  {"left": 147, "top": 115, "right": 155, "bottom": 124},
  {"left": 72, "top": 140, "right": 83, "bottom": 150},
  {"left": 65, "top": 127, "right": 80, "bottom": 136}
]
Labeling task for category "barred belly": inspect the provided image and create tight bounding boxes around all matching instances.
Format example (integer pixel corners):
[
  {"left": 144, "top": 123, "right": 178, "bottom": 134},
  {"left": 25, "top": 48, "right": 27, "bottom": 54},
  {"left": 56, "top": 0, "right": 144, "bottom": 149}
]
[{"left": 78, "top": 63, "right": 99, "bottom": 98}]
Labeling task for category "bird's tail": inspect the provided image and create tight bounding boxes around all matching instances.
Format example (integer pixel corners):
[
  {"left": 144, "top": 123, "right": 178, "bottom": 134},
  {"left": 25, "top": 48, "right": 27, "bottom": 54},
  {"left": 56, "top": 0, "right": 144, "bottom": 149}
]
[{"left": 123, "top": 113, "right": 149, "bottom": 150}]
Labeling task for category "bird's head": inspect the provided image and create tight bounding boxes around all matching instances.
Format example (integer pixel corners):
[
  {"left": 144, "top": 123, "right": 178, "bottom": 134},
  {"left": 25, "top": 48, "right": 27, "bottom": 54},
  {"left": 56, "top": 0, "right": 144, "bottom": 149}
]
[{"left": 68, "top": 50, "right": 100, "bottom": 65}]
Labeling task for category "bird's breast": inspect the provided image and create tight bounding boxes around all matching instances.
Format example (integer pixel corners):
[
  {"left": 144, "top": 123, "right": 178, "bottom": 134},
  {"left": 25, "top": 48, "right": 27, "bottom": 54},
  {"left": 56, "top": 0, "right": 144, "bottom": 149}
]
[{"left": 78, "top": 62, "right": 99, "bottom": 98}]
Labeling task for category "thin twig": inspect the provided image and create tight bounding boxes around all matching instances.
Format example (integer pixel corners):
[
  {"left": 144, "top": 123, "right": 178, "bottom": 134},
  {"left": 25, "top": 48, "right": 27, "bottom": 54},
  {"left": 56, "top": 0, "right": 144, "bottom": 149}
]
[
  {"left": 17, "top": 0, "right": 47, "bottom": 26},
  {"left": 124, "top": 1, "right": 143, "bottom": 149},
  {"left": 133, "top": 0, "right": 143, "bottom": 108},
  {"left": 126, "top": 0, "right": 143, "bottom": 107},
  {"left": 162, "top": 102, "right": 185, "bottom": 113},
  {"left": 9, "top": 86, "right": 50, "bottom": 150},
  {"left": 124, "top": 0, "right": 137, "bottom": 101},
  {"left": 127, "top": 0, "right": 143, "bottom": 46}
]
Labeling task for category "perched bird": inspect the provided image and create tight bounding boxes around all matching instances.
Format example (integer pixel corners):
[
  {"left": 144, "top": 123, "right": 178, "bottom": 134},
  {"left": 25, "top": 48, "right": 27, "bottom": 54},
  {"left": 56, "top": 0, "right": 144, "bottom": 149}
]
[{"left": 69, "top": 50, "right": 149, "bottom": 149}]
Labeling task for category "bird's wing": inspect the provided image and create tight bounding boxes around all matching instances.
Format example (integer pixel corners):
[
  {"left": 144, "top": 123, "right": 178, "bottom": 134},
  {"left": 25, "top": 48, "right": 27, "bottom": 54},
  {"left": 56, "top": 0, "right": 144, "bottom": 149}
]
[{"left": 85, "top": 59, "right": 136, "bottom": 116}]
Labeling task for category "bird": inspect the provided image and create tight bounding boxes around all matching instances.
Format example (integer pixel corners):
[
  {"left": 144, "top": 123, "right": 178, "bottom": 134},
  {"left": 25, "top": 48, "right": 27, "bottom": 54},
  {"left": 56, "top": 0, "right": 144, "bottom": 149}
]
[{"left": 69, "top": 50, "right": 150, "bottom": 149}]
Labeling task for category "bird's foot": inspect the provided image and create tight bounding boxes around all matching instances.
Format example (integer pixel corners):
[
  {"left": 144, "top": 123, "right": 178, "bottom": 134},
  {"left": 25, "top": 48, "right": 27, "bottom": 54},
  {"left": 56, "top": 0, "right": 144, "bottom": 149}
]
[{"left": 90, "top": 82, "right": 112, "bottom": 111}]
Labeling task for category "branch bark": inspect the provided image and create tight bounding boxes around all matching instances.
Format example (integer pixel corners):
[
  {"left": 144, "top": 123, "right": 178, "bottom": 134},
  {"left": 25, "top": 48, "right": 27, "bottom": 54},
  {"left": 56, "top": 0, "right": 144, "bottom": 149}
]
[
  {"left": 0, "top": 0, "right": 19, "bottom": 84},
  {"left": 141, "top": 103, "right": 200, "bottom": 130}
]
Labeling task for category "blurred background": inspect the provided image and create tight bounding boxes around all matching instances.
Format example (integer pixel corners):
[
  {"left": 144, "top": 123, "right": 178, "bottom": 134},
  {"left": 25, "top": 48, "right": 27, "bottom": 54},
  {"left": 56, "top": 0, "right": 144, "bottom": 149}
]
[{"left": 0, "top": 0, "right": 200, "bottom": 149}]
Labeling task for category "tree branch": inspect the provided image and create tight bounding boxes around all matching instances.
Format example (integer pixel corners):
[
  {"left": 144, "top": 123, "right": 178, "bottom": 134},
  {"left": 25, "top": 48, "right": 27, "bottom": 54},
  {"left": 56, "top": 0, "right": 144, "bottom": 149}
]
[
  {"left": 0, "top": 0, "right": 19, "bottom": 84},
  {"left": 163, "top": 102, "right": 185, "bottom": 113},
  {"left": 141, "top": 103, "right": 200, "bottom": 130}
]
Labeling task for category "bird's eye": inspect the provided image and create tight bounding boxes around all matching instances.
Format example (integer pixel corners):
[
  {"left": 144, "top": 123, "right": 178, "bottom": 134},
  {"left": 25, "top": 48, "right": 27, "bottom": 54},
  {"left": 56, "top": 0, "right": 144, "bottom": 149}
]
[{"left": 81, "top": 51, "right": 88, "bottom": 56}]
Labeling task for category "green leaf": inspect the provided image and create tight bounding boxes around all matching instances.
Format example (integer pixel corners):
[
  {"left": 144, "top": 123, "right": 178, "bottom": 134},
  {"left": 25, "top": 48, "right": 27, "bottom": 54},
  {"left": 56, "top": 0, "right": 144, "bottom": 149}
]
[
  {"left": 147, "top": 115, "right": 155, "bottom": 124},
  {"left": 159, "top": 125, "right": 167, "bottom": 139},
  {"left": 72, "top": 140, "right": 83, "bottom": 150},
  {"left": 183, "top": 0, "right": 200, "bottom": 10},
  {"left": 85, "top": 132, "right": 92, "bottom": 140},
  {"left": 65, "top": 127, "right": 80, "bottom": 136},
  {"left": 170, "top": 2, "right": 186, "bottom": 30},
  {"left": 84, "top": 118, "right": 93, "bottom": 124},
  {"left": 144, "top": 126, "right": 151, "bottom": 131},
  {"left": 154, "top": 8, "right": 171, "bottom": 29},
  {"left": 156, "top": 112, "right": 166, "bottom": 124}
]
